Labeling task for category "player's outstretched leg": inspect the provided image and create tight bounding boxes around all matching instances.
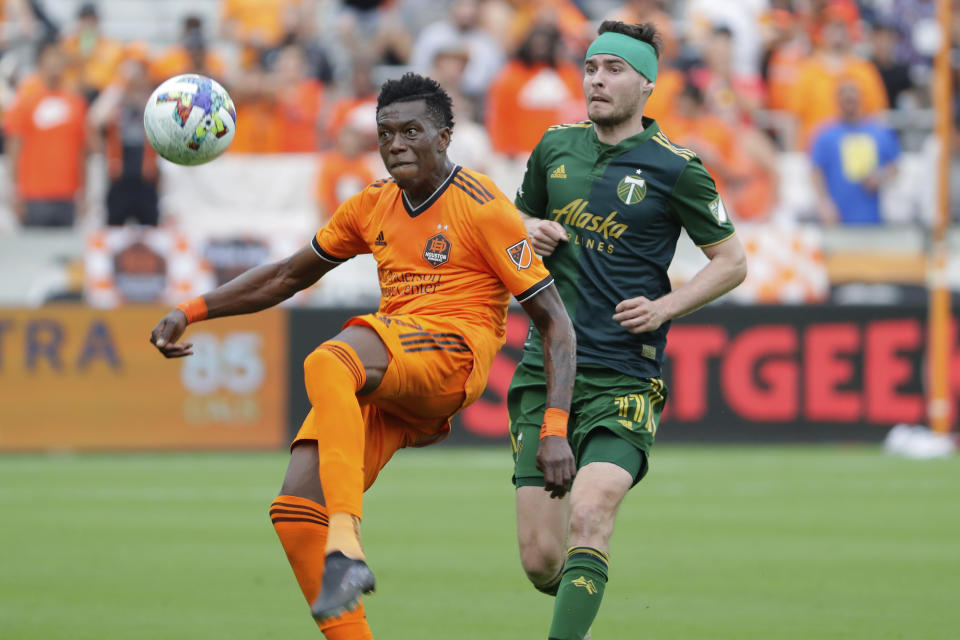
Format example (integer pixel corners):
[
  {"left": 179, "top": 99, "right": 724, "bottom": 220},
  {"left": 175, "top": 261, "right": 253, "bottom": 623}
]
[
  {"left": 547, "top": 455, "right": 634, "bottom": 640},
  {"left": 301, "top": 336, "right": 386, "bottom": 621}
]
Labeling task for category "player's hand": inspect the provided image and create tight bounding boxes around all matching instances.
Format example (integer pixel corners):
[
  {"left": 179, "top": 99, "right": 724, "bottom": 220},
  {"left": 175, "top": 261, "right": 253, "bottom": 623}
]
[
  {"left": 536, "top": 435, "right": 576, "bottom": 499},
  {"left": 525, "top": 218, "right": 568, "bottom": 257},
  {"left": 149, "top": 309, "right": 194, "bottom": 358},
  {"left": 612, "top": 296, "right": 670, "bottom": 334}
]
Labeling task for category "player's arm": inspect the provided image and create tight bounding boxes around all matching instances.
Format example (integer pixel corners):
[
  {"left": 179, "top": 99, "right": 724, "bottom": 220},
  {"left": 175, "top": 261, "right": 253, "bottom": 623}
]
[
  {"left": 150, "top": 245, "right": 335, "bottom": 358},
  {"left": 519, "top": 283, "right": 577, "bottom": 498},
  {"left": 515, "top": 140, "right": 568, "bottom": 256},
  {"left": 613, "top": 161, "right": 747, "bottom": 334},
  {"left": 614, "top": 235, "right": 746, "bottom": 333}
]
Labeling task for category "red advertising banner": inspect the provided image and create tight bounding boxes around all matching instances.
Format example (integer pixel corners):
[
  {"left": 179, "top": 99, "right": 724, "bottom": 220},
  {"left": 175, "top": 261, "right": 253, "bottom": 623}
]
[
  {"left": 454, "top": 306, "right": 957, "bottom": 443},
  {"left": 0, "top": 307, "right": 287, "bottom": 451},
  {"left": 283, "top": 305, "right": 959, "bottom": 444}
]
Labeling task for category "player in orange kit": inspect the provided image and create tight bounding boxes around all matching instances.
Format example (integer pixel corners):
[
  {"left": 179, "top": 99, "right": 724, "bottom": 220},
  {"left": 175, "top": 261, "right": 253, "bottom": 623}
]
[{"left": 149, "top": 73, "right": 576, "bottom": 639}]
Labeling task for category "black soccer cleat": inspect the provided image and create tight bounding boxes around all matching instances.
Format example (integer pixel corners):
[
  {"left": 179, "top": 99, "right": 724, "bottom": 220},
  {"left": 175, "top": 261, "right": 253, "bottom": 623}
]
[{"left": 311, "top": 551, "right": 376, "bottom": 621}]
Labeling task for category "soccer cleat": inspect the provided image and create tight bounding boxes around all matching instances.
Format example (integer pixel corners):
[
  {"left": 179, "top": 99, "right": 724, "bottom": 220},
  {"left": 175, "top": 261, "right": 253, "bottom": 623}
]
[{"left": 311, "top": 551, "right": 376, "bottom": 621}]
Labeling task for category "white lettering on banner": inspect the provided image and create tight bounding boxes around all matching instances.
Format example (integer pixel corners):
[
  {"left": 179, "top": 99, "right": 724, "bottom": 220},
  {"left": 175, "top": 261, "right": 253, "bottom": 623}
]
[{"left": 180, "top": 332, "right": 265, "bottom": 395}]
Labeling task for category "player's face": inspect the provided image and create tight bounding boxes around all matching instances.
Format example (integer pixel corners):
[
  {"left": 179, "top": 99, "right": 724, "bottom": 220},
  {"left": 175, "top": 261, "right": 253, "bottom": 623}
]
[
  {"left": 377, "top": 100, "right": 450, "bottom": 188},
  {"left": 583, "top": 54, "right": 652, "bottom": 127}
]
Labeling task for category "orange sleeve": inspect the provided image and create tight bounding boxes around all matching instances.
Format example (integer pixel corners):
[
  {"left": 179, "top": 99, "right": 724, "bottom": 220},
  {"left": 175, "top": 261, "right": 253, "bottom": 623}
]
[
  {"left": 312, "top": 186, "right": 373, "bottom": 263},
  {"left": 466, "top": 185, "right": 554, "bottom": 302}
]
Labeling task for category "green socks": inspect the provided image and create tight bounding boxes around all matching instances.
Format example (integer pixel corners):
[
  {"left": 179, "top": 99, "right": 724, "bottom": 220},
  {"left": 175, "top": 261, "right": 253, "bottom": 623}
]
[{"left": 548, "top": 546, "right": 609, "bottom": 640}]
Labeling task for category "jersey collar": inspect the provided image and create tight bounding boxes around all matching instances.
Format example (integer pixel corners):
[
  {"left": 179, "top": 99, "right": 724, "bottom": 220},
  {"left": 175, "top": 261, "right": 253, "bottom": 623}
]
[
  {"left": 401, "top": 165, "right": 460, "bottom": 218},
  {"left": 592, "top": 117, "right": 661, "bottom": 153}
]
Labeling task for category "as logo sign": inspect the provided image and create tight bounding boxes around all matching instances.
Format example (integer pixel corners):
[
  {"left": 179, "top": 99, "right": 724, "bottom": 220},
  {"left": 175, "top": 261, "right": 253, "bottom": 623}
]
[{"left": 423, "top": 233, "right": 451, "bottom": 267}]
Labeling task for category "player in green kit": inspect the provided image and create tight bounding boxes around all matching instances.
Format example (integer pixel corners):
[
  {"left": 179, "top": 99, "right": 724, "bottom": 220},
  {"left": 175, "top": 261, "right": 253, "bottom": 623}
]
[{"left": 508, "top": 21, "right": 748, "bottom": 640}]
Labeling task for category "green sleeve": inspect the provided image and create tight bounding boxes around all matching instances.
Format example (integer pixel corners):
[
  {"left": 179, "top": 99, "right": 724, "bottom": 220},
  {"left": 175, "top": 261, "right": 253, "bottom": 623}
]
[
  {"left": 514, "top": 141, "right": 548, "bottom": 218},
  {"left": 669, "top": 159, "right": 737, "bottom": 247}
]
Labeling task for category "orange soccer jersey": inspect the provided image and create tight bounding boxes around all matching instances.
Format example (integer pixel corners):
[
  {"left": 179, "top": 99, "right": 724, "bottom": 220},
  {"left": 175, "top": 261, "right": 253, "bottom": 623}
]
[{"left": 312, "top": 166, "right": 553, "bottom": 403}]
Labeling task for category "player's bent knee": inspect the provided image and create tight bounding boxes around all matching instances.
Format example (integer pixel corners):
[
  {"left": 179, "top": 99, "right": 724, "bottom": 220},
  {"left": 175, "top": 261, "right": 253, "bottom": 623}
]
[
  {"left": 303, "top": 343, "right": 367, "bottom": 406},
  {"left": 303, "top": 346, "right": 347, "bottom": 385},
  {"left": 519, "top": 541, "right": 564, "bottom": 584}
]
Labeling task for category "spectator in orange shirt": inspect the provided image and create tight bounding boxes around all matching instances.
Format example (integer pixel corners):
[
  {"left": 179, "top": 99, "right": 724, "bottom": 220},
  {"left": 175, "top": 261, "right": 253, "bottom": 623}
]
[
  {"left": 221, "top": 0, "right": 307, "bottom": 70},
  {"left": 88, "top": 43, "right": 161, "bottom": 226},
  {"left": 789, "top": 6, "right": 887, "bottom": 148},
  {"left": 485, "top": 22, "right": 585, "bottom": 157},
  {"left": 268, "top": 44, "right": 325, "bottom": 153},
  {"left": 665, "top": 83, "right": 778, "bottom": 222},
  {"left": 689, "top": 24, "right": 766, "bottom": 125},
  {"left": 316, "top": 121, "right": 376, "bottom": 222},
  {"left": 504, "top": 0, "right": 592, "bottom": 56},
  {"left": 322, "top": 57, "right": 378, "bottom": 148},
  {"left": 227, "top": 54, "right": 280, "bottom": 153},
  {"left": 762, "top": 8, "right": 811, "bottom": 113},
  {"left": 151, "top": 15, "right": 227, "bottom": 84},
  {"left": 4, "top": 38, "right": 88, "bottom": 227},
  {"left": 261, "top": 7, "right": 335, "bottom": 86},
  {"left": 61, "top": 3, "right": 123, "bottom": 102}
]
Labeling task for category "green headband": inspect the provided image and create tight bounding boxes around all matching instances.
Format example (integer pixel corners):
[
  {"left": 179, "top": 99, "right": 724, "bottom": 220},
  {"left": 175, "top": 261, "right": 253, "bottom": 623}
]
[{"left": 585, "top": 32, "right": 658, "bottom": 82}]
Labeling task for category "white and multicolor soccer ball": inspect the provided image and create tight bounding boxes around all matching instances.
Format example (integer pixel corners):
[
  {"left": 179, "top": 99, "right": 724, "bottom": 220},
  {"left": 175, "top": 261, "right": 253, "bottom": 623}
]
[{"left": 143, "top": 74, "right": 236, "bottom": 165}]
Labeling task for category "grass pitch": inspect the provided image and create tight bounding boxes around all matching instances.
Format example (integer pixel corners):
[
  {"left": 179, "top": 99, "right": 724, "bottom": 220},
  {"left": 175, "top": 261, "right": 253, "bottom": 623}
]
[{"left": 1, "top": 445, "right": 958, "bottom": 639}]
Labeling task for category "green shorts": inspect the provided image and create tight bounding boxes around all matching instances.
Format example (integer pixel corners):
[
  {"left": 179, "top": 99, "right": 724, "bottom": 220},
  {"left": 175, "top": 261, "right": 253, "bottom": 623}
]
[{"left": 508, "top": 361, "right": 668, "bottom": 487}]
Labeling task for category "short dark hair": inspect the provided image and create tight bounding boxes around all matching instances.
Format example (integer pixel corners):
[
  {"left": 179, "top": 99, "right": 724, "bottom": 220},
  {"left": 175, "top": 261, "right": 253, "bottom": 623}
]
[
  {"left": 596, "top": 20, "right": 662, "bottom": 60},
  {"left": 377, "top": 72, "right": 454, "bottom": 130}
]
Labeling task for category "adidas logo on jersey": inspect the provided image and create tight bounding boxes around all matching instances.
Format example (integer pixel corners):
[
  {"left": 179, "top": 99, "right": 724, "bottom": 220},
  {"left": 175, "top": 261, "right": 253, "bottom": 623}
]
[
  {"left": 375, "top": 231, "right": 386, "bottom": 246},
  {"left": 550, "top": 164, "right": 567, "bottom": 179}
]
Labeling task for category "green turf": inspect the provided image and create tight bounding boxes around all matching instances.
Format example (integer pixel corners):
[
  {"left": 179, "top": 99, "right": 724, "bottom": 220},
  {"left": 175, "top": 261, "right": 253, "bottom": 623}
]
[{"left": 1, "top": 446, "right": 957, "bottom": 639}]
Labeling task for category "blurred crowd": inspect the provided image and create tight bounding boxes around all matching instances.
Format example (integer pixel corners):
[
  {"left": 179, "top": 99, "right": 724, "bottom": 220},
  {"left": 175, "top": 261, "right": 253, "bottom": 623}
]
[{"left": 0, "top": 0, "right": 954, "bottom": 231}]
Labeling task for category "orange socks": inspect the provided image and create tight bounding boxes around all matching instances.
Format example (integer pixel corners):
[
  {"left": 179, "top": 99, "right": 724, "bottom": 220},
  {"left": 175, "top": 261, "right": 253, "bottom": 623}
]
[
  {"left": 270, "top": 496, "right": 373, "bottom": 639},
  {"left": 303, "top": 341, "right": 368, "bottom": 559}
]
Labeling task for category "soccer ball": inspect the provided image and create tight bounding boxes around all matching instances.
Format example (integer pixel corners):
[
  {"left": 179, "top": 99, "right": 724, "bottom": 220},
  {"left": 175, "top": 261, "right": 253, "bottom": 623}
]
[{"left": 143, "top": 74, "right": 237, "bottom": 165}]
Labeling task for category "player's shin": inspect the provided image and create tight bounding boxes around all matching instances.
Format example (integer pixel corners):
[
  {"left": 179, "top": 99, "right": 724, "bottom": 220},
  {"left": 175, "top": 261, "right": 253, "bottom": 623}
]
[
  {"left": 548, "top": 546, "right": 609, "bottom": 640},
  {"left": 269, "top": 496, "right": 374, "bottom": 639},
  {"left": 303, "top": 342, "right": 368, "bottom": 561}
]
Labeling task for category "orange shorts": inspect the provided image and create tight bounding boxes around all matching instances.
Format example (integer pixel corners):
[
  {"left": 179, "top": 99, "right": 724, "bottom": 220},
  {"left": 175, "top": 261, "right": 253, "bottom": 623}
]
[{"left": 293, "top": 313, "right": 480, "bottom": 490}]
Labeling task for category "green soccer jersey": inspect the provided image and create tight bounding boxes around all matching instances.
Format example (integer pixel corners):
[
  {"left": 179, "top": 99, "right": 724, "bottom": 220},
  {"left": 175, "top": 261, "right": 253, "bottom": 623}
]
[{"left": 515, "top": 118, "right": 735, "bottom": 378}]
